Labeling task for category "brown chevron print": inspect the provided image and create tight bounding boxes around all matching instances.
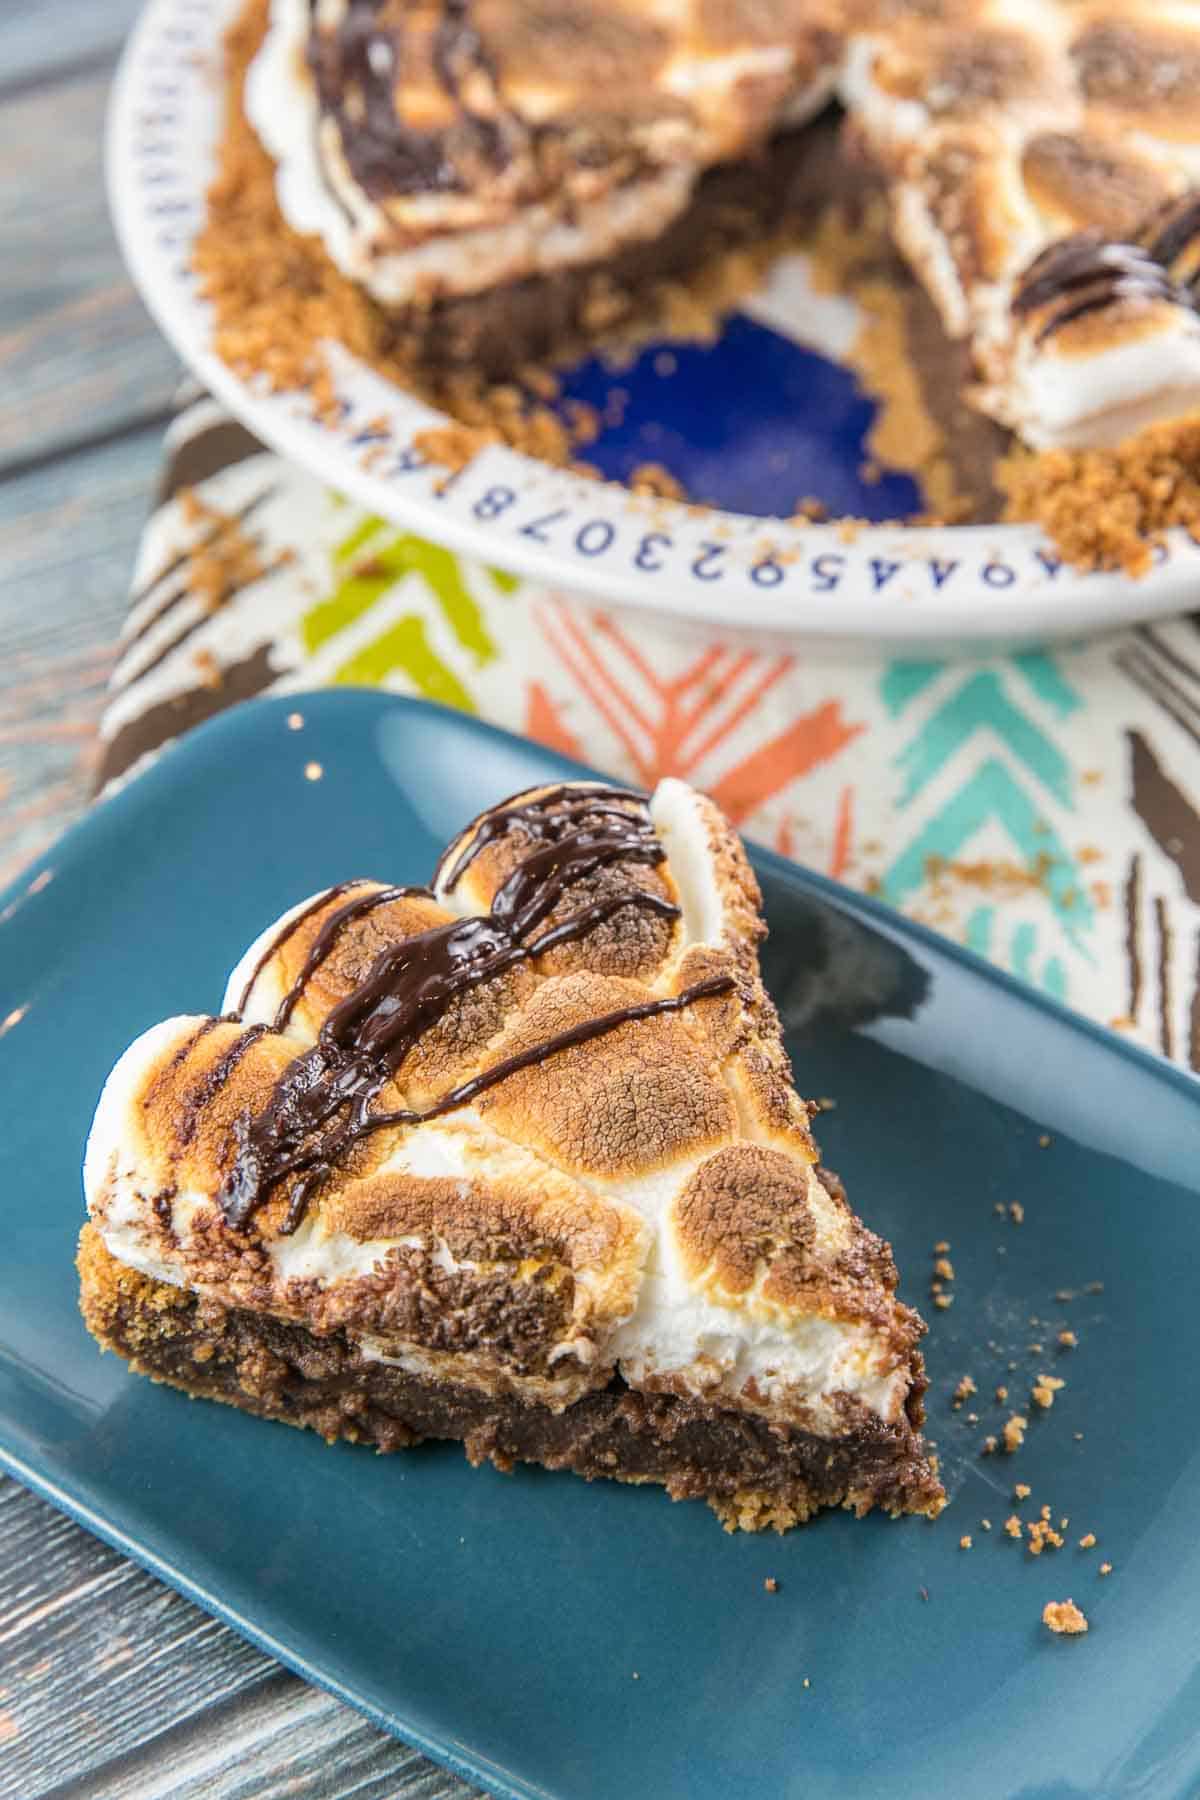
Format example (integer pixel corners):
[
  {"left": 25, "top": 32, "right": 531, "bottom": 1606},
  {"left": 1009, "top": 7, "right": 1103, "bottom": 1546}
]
[{"left": 1125, "top": 729, "right": 1200, "bottom": 1067}]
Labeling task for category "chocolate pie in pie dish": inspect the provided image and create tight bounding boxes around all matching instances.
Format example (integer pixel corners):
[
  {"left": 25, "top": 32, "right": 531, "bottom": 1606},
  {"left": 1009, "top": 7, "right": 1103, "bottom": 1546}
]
[
  {"left": 232, "top": 0, "right": 1200, "bottom": 455},
  {"left": 80, "top": 780, "right": 943, "bottom": 1531}
]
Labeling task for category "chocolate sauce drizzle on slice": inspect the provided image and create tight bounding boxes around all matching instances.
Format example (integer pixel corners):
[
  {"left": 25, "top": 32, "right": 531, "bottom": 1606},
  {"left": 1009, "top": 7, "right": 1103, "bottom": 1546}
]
[
  {"left": 221, "top": 786, "right": 702, "bottom": 1235},
  {"left": 1140, "top": 191, "right": 1200, "bottom": 295},
  {"left": 438, "top": 783, "right": 653, "bottom": 891},
  {"left": 162, "top": 1016, "right": 223, "bottom": 1081},
  {"left": 234, "top": 880, "right": 371, "bottom": 1018},
  {"left": 267, "top": 974, "right": 734, "bottom": 1231},
  {"left": 178, "top": 1026, "right": 268, "bottom": 1150},
  {"left": 272, "top": 885, "right": 433, "bottom": 1031},
  {"left": 308, "top": 0, "right": 515, "bottom": 200},
  {"left": 1013, "top": 232, "right": 1184, "bottom": 344}
]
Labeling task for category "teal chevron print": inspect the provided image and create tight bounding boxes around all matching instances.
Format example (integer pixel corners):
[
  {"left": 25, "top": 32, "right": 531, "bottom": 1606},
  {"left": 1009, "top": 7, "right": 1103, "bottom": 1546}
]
[
  {"left": 878, "top": 655, "right": 1095, "bottom": 997},
  {"left": 892, "top": 671, "right": 1074, "bottom": 806}
]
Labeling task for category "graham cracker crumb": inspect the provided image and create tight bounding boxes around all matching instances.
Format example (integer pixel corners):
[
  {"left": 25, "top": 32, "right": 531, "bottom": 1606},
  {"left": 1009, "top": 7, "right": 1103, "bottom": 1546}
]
[
  {"left": 1004, "top": 1515, "right": 1023, "bottom": 1539},
  {"left": 520, "top": 364, "right": 561, "bottom": 401},
  {"left": 1032, "top": 1375, "right": 1065, "bottom": 1409},
  {"left": 933, "top": 1240, "right": 950, "bottom": 1254},
  {"left": 764, "top": 1577, "right": 779, "bottom": 1593},
  {"left": 175, "top": 486, "right": 271, "bottom": 614},
  {"left": 1027, "top": 1518, "right": 1064, "bottom": 1556},
  {"left": 192, "top": 648, "right": 223, "bottom": 691},
  {"left": 934, "top": 1257, "right": 955, "bottom": 1280},
  {"left": 1002, "top": 1415, "right": 1028, "bottom": 1454},
  {"left": 1079, "top": 1533, "right": 1096, "bottom": 1549},
  {"left": 982, "top": 1435, "right": 998, "bottom": 1455},
  {"left": 1009, "top": 1202, "right": 1024, "bottom": 1225},
  {"left": 413, "top": 422, "right": 499, "bottom": 473},
  {"left": 952, "top": 1375, "right": 976, "bottom": 1408},
  {"left": 995, "top": 1386, "right": 1009, "bottom": 1403},
  {"left": 980, "top": 1519, "right": 992, "bottom": 1531},
  {"left": 959, "top": 1535, "right": 972, "bottom": 1550},
  {"left": 1100, "top": 1562, "right": 1113, "bottom": 1576},
  {"left": 1042, "top": 1599, "right": 1088, "bottom": 1635},
  {"left": 628, "top": 462, "right": 688, "bottom": 500},
  {"left": 1058, "top": 1329, "right": 1078, "bottom": 1348},
  {"left": 1014, "top": 1484, "right": 1031, "bottom": 1500},
  {"left": 934, "top": 1293, "right": 953, "bottom": 1309},
  {"left": 999, "top": 416, "right": 1200, "bottom": 575},
  {"left": 927, "top": 854, "right": 1055, "bottom": 902}
]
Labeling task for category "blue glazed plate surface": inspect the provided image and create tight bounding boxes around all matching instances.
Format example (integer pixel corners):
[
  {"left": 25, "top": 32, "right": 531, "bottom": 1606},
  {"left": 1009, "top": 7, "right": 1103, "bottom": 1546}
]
[{"left": 2, "top": 691, "right": 1199, "bottom": 1799}]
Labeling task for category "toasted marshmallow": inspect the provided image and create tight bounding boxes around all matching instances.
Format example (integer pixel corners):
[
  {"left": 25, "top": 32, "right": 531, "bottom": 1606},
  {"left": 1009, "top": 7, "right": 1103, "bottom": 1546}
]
[
  {"left": 242, "top": 0, "right": 1200, "bottom": 450},
  {"left": 245, "top": 0, "right": 838, "bottom": 307}
]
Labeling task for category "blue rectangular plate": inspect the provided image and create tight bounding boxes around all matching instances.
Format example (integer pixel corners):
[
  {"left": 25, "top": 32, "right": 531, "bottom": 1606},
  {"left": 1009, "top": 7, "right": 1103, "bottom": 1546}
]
[{"left": 2, "top": 692, "right": 1198, "bottom": 1800}]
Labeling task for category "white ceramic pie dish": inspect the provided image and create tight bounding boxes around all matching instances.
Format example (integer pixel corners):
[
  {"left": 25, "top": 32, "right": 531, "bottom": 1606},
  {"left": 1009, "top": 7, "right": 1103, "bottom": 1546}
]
[{"left": 107, "top": 0, "right": 1200, "bottom": 652}]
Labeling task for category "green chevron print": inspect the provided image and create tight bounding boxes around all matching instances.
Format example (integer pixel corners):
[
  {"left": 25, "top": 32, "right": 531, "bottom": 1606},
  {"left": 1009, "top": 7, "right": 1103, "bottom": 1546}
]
[{"left": 298, "top": 513, "right": 515, "bottom": 708}]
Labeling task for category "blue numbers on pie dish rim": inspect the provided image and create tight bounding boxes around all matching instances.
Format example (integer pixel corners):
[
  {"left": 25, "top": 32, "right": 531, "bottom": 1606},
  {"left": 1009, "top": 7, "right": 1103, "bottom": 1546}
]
[{"left": 339, "top": 421, "right": 1134, "bottom": 599}]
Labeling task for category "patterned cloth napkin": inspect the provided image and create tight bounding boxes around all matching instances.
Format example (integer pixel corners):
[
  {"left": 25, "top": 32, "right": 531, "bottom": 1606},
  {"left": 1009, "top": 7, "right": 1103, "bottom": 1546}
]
[{"left": 101, "top": 385, "right": 1200, "bottom": 1072}]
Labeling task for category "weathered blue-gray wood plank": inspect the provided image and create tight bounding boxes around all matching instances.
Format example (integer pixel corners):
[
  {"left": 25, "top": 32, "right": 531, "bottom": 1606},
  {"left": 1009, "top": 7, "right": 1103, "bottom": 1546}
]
[
  {"left": 0, "top": 1480, "right": 267, "bottom": 1792},
  {"left": 0, "top": 1480, "right": 480, "bottom": 1800},
  {"left": 0, "top": 426, "right": 160, "bottom": 883},
  {"left": 0, "top": 66, "right": 180, "bottom": 473},
  {"left": 0, "top": 0, "right": 145, "bottom": 93}
]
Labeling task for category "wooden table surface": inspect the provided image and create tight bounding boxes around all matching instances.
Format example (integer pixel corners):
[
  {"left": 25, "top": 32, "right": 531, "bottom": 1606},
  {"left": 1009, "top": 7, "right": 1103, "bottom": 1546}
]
[{"left": 0, "top": 10, "right": 478, "bottom": 1795}]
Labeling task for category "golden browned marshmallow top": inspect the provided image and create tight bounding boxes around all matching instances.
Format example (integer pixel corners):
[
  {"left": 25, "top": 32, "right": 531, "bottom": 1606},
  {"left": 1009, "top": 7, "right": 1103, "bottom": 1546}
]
[{"left": 84, "top": 779, "right": 924, "bottom": 1429}]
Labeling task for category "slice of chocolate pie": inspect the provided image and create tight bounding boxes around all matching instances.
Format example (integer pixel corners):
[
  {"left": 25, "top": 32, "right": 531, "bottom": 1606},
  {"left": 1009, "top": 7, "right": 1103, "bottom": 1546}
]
[{"left": 80, "top": 779, "right": 943, "bottom": 1531}]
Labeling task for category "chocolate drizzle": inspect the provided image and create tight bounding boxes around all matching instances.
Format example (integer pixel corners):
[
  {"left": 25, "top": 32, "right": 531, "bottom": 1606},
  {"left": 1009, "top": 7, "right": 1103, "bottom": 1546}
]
[
  {"left": 1013, "top": 232, "right": 1185, "bottom": 343},
  {"left": 159, "top": 1016, "right": 223, "bottom": 1088},
  {"left": 235, "top": 879, "right": 370, "bottom": 1018},
  {"left": 178, "top": 1027, "right": 268, "bottom": 1150},
  {"left": 438, "top": 783, "right": 652, "bottom": 891},
  {"left": 218, "top": 786, "right": 717, "bottom": 1235},
  {"left": 271, "top": 884, "right": 433, "bottom": 1030},
  {"left": 1141, "top": 191, "right": 1200, "bottom": 294},
  {"left": 308, "top": 0, "right": 516, "bottom": 201}
]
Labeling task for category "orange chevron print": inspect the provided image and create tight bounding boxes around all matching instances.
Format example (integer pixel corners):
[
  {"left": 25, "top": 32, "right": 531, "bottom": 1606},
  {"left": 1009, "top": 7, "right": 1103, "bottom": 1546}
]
[
  {"left": 829, "top": 785, "right": 855, "bottom": 879},
  {"left": 534, "top": 601, "right": 863, "bottom": 819},
  {"left": 524, "top": 681, "right": 585, "bottom": 762}
]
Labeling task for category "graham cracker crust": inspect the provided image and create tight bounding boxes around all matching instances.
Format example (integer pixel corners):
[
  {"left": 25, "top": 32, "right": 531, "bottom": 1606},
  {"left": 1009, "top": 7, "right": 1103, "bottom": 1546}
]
[{"left": 79, "top": 1224, "right": 943, "bottom": 1532}]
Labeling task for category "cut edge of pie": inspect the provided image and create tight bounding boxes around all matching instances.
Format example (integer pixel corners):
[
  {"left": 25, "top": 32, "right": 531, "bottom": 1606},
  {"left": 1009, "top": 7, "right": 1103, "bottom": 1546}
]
[
  {"left": 229, "top": 0, "right": 1200, "bottom": 453},
  {"left": 80, "top": 777, "right": 944, "bottom": 1532}
]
